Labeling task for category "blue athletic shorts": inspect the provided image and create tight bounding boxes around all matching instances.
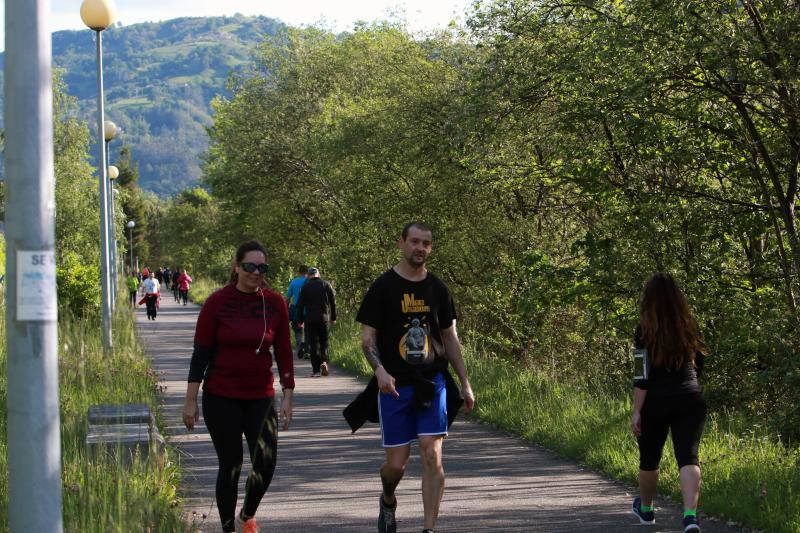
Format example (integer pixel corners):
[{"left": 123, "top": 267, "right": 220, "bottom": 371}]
[{"left": 378, "top": 371, "right": 447, "bottom": 447}]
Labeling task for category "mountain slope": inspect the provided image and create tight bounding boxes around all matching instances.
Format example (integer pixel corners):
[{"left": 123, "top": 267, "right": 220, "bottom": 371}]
[{"left": 2, "top": 14, "right": 284, "bottom": 195}]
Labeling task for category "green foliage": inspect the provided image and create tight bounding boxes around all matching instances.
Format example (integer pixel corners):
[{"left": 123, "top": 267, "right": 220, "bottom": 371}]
[
  {"left": 186, "top": 277, "right": 221, "bottom": 306},
  {"left": 57, "top": 251, "right": 101, "bottom": 315},
  {"left": 148, "top": 187, "right": 233, "bottom": 282},
  {"left": 202, "top": 10, "right": 798, "bottom": 437},
  {"left": 53, "top": 73, "right": 100, "bottom": 268},
  {"left": 115, "top": 145, "right": 150, "bottom": 262}
]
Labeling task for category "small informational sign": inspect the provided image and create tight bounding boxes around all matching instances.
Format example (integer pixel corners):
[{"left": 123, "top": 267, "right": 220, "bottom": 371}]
[{"left": 16, "top": 250, "right": 57, "bottom": 321}]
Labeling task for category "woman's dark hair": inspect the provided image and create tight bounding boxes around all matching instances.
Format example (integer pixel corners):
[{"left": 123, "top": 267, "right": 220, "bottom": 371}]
[
  {"left": 639, "top": 273, "right": 706, "bottom": 369},
  {"left": 228, "top": 240, "right": 268, "bottom": 284}
]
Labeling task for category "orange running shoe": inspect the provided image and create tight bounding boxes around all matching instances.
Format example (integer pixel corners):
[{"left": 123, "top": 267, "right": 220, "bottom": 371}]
[{"left": 235, "top": 514, "right": 259, "bottom": 533}]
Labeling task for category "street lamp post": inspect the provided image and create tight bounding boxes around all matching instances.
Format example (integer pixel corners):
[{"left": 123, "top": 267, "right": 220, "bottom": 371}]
[
  {"left": 127, "top": 220, "right": 136, "bottom": 274},
  {"left": 80, "top": 0, "right": 117, "bottom": 351},
  {"left": 105, "top": 120, "right": 118, "bottom": 309},
  {"left": 5, "top": 0, "right": 63, "bottom": 529},
  {"left": 107, "top": 161, "right": 119, "bottom": 310}
]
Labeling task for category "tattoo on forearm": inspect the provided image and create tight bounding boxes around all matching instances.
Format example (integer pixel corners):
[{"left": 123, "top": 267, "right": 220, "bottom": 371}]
[{"left": 363, "top": 341, "right": 382, "bottom": 370}]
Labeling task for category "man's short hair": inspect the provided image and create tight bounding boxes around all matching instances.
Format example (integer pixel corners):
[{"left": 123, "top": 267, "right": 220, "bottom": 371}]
[
  {"left": 401, "top": 221, "right": 432, "bottom": 240},
  {"left": 307, "top": 267, "right": 319, "bottom": 276},
  {"left": 298, "top": 265, "right": 308, "bottom": 274}
]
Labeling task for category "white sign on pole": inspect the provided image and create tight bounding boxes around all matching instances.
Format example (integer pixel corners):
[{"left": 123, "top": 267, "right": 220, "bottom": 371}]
[{"left": 16, "top": 250, "right": 57, "bottom": 321}]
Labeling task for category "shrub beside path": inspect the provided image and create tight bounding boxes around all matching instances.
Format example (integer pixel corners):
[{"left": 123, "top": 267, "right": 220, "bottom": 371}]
[{"left": 136, "top": 296, "right": 742, "bottom": 532}]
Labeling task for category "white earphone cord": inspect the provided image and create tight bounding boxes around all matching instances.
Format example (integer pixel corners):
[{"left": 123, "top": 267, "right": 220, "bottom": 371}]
[{"left": 255, "top": 289, "right": 267, "bottom": 355}]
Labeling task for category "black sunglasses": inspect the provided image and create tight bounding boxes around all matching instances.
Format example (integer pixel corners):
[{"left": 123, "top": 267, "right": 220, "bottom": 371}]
[{"left": 239, "top": 262, "right": 269, "bottom": 274}]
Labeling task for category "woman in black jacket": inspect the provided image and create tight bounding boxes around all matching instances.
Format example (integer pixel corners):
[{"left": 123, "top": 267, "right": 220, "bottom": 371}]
[{"left": 630, "top": 273, "right": 707, "bottom": 533}]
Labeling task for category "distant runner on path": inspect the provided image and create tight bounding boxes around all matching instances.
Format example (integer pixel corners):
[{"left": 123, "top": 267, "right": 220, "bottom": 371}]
[
  {"left": 296, "top": 267, "right": 336, "bottom": 377},
  {"left": 182, "top": 240, "right": 295, "bottom": 533},
  {"left": 630, "top": 273, "right": 708, "bottom": 533},
  {"left": 126, "top": 270, "right": 140, "bottom": 309},
  {"left": 140, "top": 271, "right": 160, "bottom": 320},
  {"left": 176, "top": 268, "right": 193, "bottom": 306},
  {"left": 346, "top": 221, "right": 475, "bottom": 533},
  {"left": 172, "top": 265, "right": 181, "bottom": 302},
  {"left": 163, "top": 266, "right": 172, "bottom": 291}
]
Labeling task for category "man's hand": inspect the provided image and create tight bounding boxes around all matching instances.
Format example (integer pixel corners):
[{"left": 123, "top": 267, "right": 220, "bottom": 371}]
[
  {"left": 280, "top": 389, "right": 294, "bottom": 430},
  {"left": 182, "top": 400, "right": 200, "bottom": 430},
  {"left": 462, "top": 383, "right": 475, "bottom": 413},
  {"left": 375, "top": 366, "right": 399, "bottom": 397}
]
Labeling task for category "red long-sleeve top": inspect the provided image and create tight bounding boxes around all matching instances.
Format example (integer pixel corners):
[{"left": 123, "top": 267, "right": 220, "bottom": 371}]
[{"left": 188, "top": 284, "right": 295, "bottom": 398}]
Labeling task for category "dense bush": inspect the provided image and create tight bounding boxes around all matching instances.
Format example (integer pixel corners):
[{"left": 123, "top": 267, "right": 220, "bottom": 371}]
[{"left": 56, "top": 251, "right": 101, "bottom": 316}]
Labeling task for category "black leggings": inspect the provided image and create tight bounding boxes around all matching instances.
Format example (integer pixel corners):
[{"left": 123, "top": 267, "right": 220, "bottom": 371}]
[
  {"left": 144, "top": 294, "right": 158, "bottom": 319},
  {"left": 305, "top": 321, "right": 330, "bottom": 373},
  {"left": 180, "top": 289, "right": 189, "bottom": 305},
  {"left": 202, "top": 392, "right": 279, "bottom": 532},
  {"left": 637, "top": 392, "right": 707, "bottom": 470}
]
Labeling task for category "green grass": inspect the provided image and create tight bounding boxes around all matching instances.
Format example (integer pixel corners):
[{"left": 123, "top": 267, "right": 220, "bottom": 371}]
[
  {"left": 0, "top": 307, "right": 189, "bottom": 532},
  {"left": 187, "top": 278, "right": 221, "bottom": 306},
  {"left": 148, "top": 41, "right": 248, "bottom": 59},
  {"left": 109, "top": 97, "right": 153, "bottom": 110},
  {"left": 329, "top": 318, "right": 800, "bottom": 533}
]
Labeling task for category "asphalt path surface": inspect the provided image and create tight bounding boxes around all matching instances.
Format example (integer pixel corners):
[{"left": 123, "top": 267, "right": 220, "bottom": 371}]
[{"left": 136, "top": 294, "right": 743, "bottom": 532}]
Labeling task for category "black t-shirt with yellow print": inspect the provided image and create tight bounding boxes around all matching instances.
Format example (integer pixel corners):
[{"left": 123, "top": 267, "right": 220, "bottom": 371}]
[{"left": 356, "top": 268, "right": 456, "bottom": 384}]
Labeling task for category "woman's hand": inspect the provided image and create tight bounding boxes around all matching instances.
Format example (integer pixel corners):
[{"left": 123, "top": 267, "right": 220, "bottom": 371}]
[
  {"left": 631, "top": 411, "right": 642, "bottom": 437},
  {"left": 280, "top": 388, "right": 294, "bottom": 430},
  {"left": 182, "top": 399, "right": 200, "bottom": 430}
]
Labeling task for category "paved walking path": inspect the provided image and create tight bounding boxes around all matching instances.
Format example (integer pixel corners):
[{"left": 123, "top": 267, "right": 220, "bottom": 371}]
[{"left": 136, "top": 295, "right": 742, "bottom": 532}]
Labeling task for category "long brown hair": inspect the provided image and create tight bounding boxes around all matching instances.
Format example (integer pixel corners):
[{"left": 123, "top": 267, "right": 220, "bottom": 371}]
[{"left": 639, "top": 273, "right": 706, "bottom": 369}]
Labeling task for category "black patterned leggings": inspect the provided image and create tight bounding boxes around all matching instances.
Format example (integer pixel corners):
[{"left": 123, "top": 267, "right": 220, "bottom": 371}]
[{"left": 202, "top": 391, "right": 278, "bottom": 532}]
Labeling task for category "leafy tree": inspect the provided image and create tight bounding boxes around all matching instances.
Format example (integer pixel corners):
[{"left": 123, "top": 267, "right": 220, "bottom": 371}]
[
  {"left": 198, "top": 12, "right": 799, "bottom": 434},
  {"left": 52, "top": 73, "right": 102, "bottom": 314},
  {"left": 115, "top": 145, "right": 149, "bottom": 262}
]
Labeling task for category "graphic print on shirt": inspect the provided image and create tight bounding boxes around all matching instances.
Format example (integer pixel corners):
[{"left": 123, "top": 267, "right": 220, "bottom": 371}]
[{"left": 398, "top": 293, "right": 431, "bottom": 365}]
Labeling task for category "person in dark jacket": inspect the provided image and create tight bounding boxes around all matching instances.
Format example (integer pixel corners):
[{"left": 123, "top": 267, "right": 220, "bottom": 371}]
[
  {"left": 296, "top": 267, "right": 336, "bottom": 377},
  {"left": 630, "top": 273, "right": 707, "bottom": 533},
  {"left": 354, "top": 221, "right": 475, "bottom": 533}
]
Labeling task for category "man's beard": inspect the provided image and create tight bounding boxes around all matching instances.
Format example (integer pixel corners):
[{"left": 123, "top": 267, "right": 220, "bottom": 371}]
[{"left": 408, "top": 253, "right": 426, "bottom": 267}]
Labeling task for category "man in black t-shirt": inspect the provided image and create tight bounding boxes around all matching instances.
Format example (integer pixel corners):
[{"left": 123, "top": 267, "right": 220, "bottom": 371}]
[{"left": 357, "top": 221, "right": 475, "bottom": 533}]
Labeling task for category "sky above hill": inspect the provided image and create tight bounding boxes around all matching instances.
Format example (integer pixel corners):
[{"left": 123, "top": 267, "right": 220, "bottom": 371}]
[{"left": 1, "top": 0, "right": 474, "bottom": 49}]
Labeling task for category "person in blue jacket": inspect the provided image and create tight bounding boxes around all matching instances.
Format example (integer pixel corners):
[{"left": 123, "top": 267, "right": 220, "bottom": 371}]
[{"left": 285, "top": 265, "right": 308, "bottom": 358}]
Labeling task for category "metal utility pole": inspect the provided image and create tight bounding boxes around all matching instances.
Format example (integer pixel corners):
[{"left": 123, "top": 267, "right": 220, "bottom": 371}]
[
  {"left": 127, "top": 220, "right": 136, "bottom": 273},
  {"left": 5, "top": 0, "right": 64, "bottom": 530},
  {"left": 95, "top": 29, "right": 113, "bottom": 349},
  {"left": 80, "top": 0, "right": 117, "bottom": 350},
  {"left": 104, "top": 121, "right": 118, "bottom": 311}
]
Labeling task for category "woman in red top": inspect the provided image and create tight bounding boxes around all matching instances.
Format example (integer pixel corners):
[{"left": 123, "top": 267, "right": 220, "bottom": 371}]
[
  {"left": 176, "top": 268, "right": 193, "bottom": 306},
  {"left": 182, "top": 240, "right": 294, "bottom": 533}
]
